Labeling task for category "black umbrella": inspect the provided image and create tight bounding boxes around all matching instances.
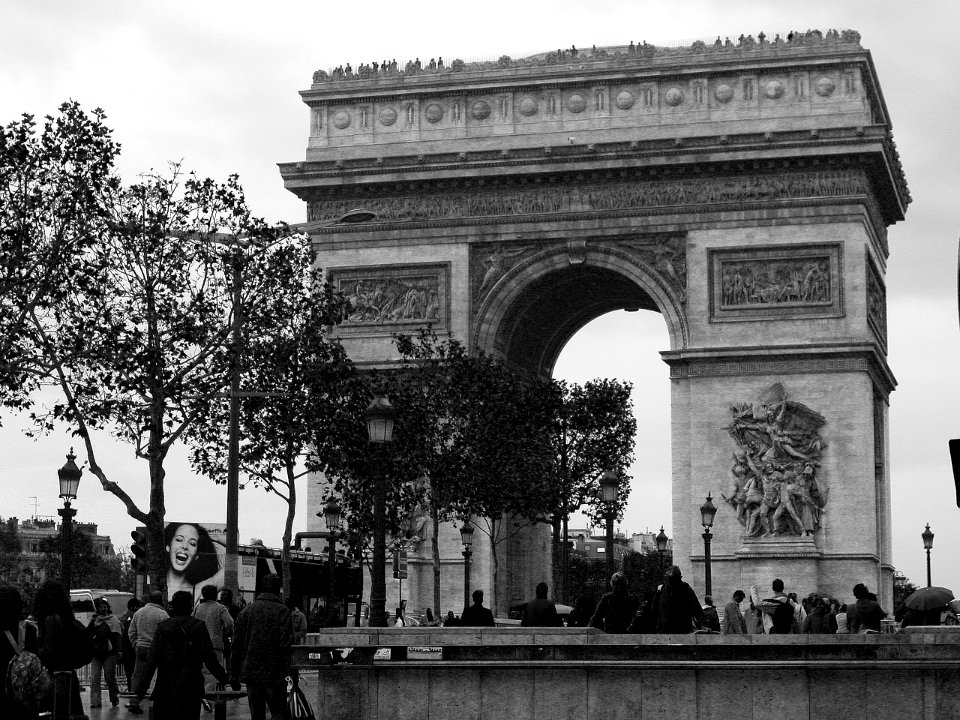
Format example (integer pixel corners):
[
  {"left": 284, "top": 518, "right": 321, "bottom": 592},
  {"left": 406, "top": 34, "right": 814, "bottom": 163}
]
[{"left": 905, "top": 586, "right": 954, "bottom": 611}]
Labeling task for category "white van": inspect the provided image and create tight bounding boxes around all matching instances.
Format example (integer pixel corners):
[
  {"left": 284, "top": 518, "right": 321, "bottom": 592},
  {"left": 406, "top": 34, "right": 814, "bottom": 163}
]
[{"left": 70, "top": 589, "right": 136, "bottom": 625}]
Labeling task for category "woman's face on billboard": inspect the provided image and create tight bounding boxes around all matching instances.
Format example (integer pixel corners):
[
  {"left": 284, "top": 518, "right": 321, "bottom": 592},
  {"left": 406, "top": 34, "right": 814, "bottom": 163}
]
[{"left": 167, "top": 524, "right": 200, "bottom": 573}]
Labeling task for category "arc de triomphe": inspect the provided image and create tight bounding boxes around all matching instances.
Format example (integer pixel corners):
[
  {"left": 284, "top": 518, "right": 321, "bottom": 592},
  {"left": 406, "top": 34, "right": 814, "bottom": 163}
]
[{"left": 282, "top": 31, "right": 909, "bottom": 613}]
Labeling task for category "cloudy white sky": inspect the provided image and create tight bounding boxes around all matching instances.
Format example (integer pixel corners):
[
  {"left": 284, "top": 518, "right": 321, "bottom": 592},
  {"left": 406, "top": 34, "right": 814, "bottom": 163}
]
[{"left": 2, "top": 1, "right": 959, "bottom": 597}]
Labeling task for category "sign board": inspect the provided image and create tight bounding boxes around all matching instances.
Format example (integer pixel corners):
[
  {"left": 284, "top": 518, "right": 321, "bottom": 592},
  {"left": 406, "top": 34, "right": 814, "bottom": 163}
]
[{"left": 392, "top": 549, "right": 408, "bottom": 579}]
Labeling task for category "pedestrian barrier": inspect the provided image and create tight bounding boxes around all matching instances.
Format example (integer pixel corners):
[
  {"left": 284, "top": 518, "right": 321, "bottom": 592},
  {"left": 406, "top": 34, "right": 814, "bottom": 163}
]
[{"left": 295, "top": 627, "right": 960, "bottom": 720}]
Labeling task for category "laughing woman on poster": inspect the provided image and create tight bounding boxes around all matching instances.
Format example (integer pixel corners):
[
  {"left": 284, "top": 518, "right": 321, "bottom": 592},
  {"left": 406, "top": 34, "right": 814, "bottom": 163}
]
[{"left": 165, "top": 523, "right": 223, "bottom": 599}]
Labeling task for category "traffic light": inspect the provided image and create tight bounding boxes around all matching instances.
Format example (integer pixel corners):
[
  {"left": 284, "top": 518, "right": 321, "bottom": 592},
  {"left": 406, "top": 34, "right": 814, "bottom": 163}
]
[{"left": 130, "top": 529, "right": 148, "bottom": 573}]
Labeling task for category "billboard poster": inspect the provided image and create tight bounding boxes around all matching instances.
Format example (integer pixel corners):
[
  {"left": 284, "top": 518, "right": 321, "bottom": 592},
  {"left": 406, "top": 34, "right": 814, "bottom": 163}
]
[{"left": 162, "top": 521, "right": 227, "bottom": 601}]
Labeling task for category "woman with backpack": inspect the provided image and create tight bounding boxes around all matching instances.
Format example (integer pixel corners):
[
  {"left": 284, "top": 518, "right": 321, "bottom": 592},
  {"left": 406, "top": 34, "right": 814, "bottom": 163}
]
[
  {"left": 34, "top": 580, "right": 89, "bottom": 719},
  {"left": 87, "top": 598, "right": 122, "bottom": 708},
  {"left": 1, "top": 585, "right": 45, "bottom": 720}
]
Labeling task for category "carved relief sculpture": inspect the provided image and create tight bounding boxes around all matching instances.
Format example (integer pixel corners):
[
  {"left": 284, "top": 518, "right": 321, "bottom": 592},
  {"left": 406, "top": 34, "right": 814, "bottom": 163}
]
[
  {"left": 723, "top": 383, "right": 827, "bottom": 538},
  {"left": 710, "top": 243, "right": 843, "bottom": 321},
  {"left": 330, "top": 265, "right": 448, "bottom": 330}
]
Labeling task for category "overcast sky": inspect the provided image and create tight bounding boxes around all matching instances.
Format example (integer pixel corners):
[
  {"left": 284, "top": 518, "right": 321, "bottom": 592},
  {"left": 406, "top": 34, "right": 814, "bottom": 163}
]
[{"left": 2, "top": 0, "right": 959, "bottom": 597}]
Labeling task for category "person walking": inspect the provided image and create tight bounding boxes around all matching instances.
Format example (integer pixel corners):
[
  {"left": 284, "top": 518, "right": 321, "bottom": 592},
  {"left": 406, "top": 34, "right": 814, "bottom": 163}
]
[
  {"left": 286, "top": 597, "right": 308, "bottom": 644},
  {"left": 421, "top": 608, "right": 441, "bottom": 627},
  {"left": 33, "top": 580, "right": 86, "bottom": 719},
  {"left": 0, "top": 585, "right": 43, "bottom": 720},
  {"left": 801, "top": 596, "right": 836, "bottom": 634},
  {"left": 442, "top": 611, "right": 460, "bottom": 627},
  {"left": 567, "top": 595, "right": 596, "bottom": 628},
  {"left": 135, "top": 591, "right": 231, "bottom": 720},
  {"left": 589, "top": 572, "right": 638, "bottom": 633},
  {"left": 750, "top": 579, "right": 799, "bottom": 634},
  {"left": 87, "top": 597, "right": 122, "bottom": 708},
  {"left": 521, "top": 583, "right": 563, "bottom": 627},
  {"left": 701, "top": 595, "right": 721, "bottom": 632},
  {"left": 722, "top": 590, "right": 747, "bottom": 634},
  {"left": 653, "top": 566, "right": 704, "bottom": 633},
  {"left": 848, "top": 583, "right": 887, "bottom": 633},
  {"left": 460, "top": 590, "right": 495, "bottom": 627},
  {"left": 194, "top": 584, "right": 234, "bottom": 706},
  {"left": 126, "top": 590, "right": 169, "bottom": 715},
  {"left": 118, "top": 597, "right": 141, "bottom": 692},
  {"left": 230, "top": 574, "right": 293, "bottom": 720}
]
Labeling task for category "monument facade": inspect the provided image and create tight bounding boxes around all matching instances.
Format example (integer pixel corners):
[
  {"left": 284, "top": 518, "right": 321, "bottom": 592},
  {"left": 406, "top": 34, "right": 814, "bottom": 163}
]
[{"left": 281, "top": 30, "right": 908, "bottom": 612}]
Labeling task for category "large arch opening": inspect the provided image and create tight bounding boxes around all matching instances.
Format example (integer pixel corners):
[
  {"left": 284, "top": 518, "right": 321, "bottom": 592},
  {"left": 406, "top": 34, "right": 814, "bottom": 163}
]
[{"left": 552, "top": 309, "right": 673, "bottom": 544}]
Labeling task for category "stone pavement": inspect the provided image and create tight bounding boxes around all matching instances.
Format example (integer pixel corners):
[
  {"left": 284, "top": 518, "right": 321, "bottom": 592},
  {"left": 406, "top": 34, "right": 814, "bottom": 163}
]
[{"left": 81, "top": 672, "right": 321, "bottom": 720}]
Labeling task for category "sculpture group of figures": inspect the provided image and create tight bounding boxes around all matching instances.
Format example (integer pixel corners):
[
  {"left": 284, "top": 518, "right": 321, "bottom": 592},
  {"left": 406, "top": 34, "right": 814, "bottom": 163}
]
[
  {"left": 342, "top": 277, "right": 440, "bottom": 325},
  {"left": 723, "top": 384, "right": 827, "bottom": 538},
  {"left": 311, "top": 29, "right": 862, "bottom": 84},
  {"left": 721, "top": 259, "right": 830, "bottom": 308}
]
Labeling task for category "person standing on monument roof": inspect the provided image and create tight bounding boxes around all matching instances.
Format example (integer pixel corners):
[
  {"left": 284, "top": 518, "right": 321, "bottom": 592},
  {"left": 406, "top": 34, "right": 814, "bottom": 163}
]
[{"left": 589, "top": 572, "right": 638, "bottom": 633}]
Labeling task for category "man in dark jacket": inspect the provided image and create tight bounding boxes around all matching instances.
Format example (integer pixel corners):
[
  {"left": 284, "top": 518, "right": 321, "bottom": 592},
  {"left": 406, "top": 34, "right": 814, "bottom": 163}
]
[
  {"left": 653, "top": 566, "right": 704, "bottom": 633},
  {"left": 521, "top": 583, "right": 563, "bottom": 627},
  {"left": 230, "top": 574, "right": 293, "bottom": 720},
  {"left": 848, "top": 583, "right": 887, "bottom": 633},
  {"left": 589, "top": 572, "right": 639, "bottom": 633},
  {"left": 460, "top": 590, "right": 495, "bottom": 627},
  {"left": 135, "top": 591, "right": 229, "bottom": 720}
]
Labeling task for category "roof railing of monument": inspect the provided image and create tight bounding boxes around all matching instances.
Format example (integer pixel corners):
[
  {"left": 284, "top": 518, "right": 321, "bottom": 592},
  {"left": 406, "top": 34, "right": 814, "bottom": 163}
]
[{"left": 310, "top": 29, "right": 863, "bottom": 86}]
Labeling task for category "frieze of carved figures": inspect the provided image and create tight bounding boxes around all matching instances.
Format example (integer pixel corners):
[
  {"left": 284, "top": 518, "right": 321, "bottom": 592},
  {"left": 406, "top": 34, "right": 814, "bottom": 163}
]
[
  {"left": 338, "top": 274, "right": 441, "bottom": 326},
  {"left": 723, "top": 383, "right": 827, "bottom": 538},
  {"left": 720, "top": 256, "right": 831, "bottom": 308},
  {"left": 310, "top": 29, "right": 862, "bottom": 84},
  {"left": 866, "top": 260, "right": 887, "bottom": 344},
  {"left": 307, "top": 169, "right": 868, "bottom": 225}
]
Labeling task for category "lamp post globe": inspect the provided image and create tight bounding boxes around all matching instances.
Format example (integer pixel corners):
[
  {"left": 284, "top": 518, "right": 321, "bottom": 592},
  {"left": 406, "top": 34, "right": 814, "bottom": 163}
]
[
  {"left": 321, "top": 497, "right": 342, "bottom": 625},
  {"left": 599, "top": 471, "right": 620, "bottom": 577},
  {"left": 365, "top": 395, "right": 395, "bottom": 628},
  {"left": 459, "top": 519, "right": 474, "bottom": 609},
  {"left": 655, "top": 526, "right": 668, "bottom": 572},
  {"left": 922, "top": 523, "right": 934, "bottom": 587},
  {"left": 57, "top": 448, "right": 81, "bottom": 592},
  {"left": 699, "top": 493, "right": 717, "bottom": 596}
]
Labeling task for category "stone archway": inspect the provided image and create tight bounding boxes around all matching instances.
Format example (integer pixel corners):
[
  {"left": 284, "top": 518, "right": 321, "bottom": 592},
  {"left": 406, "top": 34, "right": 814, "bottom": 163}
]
[
  {"left": 473, "top": 238, "right": 687, "bottom": 374},
  {"left": 284, "top": 31, "right": 908, "bottom": 612}
]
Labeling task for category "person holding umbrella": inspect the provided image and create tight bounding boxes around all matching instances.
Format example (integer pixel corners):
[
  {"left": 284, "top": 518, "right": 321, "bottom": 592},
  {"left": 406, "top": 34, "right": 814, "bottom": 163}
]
[{"left": 900, "top": 586, "right": 955, "bottom": 628}]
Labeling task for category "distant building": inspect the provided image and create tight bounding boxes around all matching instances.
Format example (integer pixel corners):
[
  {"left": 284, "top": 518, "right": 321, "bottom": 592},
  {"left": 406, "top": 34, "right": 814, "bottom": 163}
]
[
  {"left": 4, "top": 516, "right": 116, "bottom": 582},
  {"left": 566, "top": 526, "right": 631, "bottom": 565}
]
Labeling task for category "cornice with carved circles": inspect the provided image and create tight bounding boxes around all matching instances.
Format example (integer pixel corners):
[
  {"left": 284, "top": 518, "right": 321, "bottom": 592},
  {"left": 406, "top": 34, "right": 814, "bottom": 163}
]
[{"left": 284, "top": 126, "right": 889, "bottom": 183}]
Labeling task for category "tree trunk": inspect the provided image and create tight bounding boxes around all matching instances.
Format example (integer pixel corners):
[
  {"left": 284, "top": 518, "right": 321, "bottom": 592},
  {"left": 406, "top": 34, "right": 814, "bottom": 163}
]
[
  {"left": 489, "top": 518, "right": 501, "bottom": 617},
  {"left": 431, "top": 502, "right": 441, "bottom": 617},
  {"left": 147, "top": 450, "right": 167, "bottom": 596},
  {"left": 281, "top": 463, "right": 297, "bottom": 599}
]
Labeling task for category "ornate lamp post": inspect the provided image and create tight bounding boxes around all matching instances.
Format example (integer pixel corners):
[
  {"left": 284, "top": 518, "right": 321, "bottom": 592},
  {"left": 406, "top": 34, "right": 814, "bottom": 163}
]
[
  {"left": 699, "top": 493, "right": 718, "bottom": 596},
  {"left": 459, "top": 519, "right": 474, "bottom": 609},
  {"left": 57, "top": 449, "right": 82, "bottom": 592},
  {"left": 365, "top": 395, "right": 395, "bottom": 628},
  {"left": 922, "top": 523, "right": 935, "bottom": 588},
  {"left": 322, "top": 496, "right": 342, "bottom": 625},
  {"left": 655, "top": 526, "right": 669, "bottom": 572},
  {"left": 599, "top": 471, "right": 619, "bottom": 578}
]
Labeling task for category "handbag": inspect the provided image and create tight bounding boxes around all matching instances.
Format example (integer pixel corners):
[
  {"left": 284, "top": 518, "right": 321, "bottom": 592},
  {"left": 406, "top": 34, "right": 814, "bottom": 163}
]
[
  {"left": 287, "top": 678, "right": 316, "bottom": 720},
  {"left": 5, "top": 629, "right": 53, "bottom": 713}
]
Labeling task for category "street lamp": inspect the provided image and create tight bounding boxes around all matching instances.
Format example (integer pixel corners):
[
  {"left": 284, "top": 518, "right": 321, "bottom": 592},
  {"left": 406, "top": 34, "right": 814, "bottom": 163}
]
[
  {"left": 599, "top": 470, "right": 619, "bottom": 578},
  {"left": 322, "top": 497, "right": 342, "bottom": 625},
  {"left": 699, "top": 493, "right": 717, "bottom": 596},
  {"left": 922, "top": 523, "right": 935, "bottom": 588},
  {"left": 655, "top": 526, "right": 669, "bottom": 572},
  {"left": 459, "top": 519, "right": 474, "bottom": 609},
  {"left": 365, "top": 395, "right": 395, "bottom": 628},
  {"left": 57, "top": 449, "right": 82, "bottom": 592}
]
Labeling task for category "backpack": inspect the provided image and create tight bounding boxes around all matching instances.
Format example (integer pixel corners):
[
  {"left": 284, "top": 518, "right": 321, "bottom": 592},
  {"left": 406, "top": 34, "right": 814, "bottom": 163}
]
[
  {"left": 62, "top": 618, "right": 94, "bottom": 669},
  {"left": 5, "top": 629, "right": 53, "bottom": 714},
  {"left": 771, "top": 599, "right": 795, "bottom": 633}
]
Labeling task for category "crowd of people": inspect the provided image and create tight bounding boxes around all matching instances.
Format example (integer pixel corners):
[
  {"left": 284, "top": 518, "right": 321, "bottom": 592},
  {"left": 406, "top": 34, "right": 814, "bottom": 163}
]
[
  {"left": 2, "top": 567, "right": 957, "bottom": 718},
  {"left": 0, "top": 575, "right": 296, "bottom": 720}
]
